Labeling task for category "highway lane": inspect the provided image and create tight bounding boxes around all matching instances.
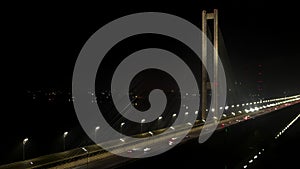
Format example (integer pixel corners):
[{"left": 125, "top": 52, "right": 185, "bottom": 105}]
[
  {"left": 66, "top": 100, "right": 300, "bottom": 169},
  {"left": 115, "top": 101, "right": 300, "bottom": 169}
]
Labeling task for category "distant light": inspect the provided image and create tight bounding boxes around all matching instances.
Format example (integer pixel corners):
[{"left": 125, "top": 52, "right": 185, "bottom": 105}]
[
  {"left": 120, "top": 138, "right": 125, "bottom": 142},
  {"left": 121, "top": 123, "right": 125, "bottom": 127},
  {"left": 243, "top": 165, "right": 247, "bottom": 168},
  {"left": 158, "top": 116, "right": 163, "bottom": 120},
  {"left": 187, "top": 122, "right": 192, "bottom": 126},
  {"left": 219, "top": 107, "right": 223, "bottom": 110},
  {"left": 211, "top": 108, "right": 215, "bottom": 112},
  {"left": 249, "top": 159, "right": 253, "bottom": 163},
  {"left": 225, "top": 106, "right": 229, "bottom": 110},
  {"left": 195, "top": 111, "right": 198, "bottom": 115},
  {"left": 141, "top": 119, "right": 146, "bottom": 123},
  {"left": 185, "top": 112, "right": 189, "bottom": 116},
  {"left": 170, "top": 126, "right": 175, "bottom": 130},
  {"left": 254, "top": 155, "right": 257, "bottom": 159},
  {"left": 30, "top": 162, "right": 33, "bottom": 165},
  {"left": 95, "top": 126, "right": 100, "bottom": 130},
  {"left": 172, "top": 114, "right": 177, "bottom": 117}
]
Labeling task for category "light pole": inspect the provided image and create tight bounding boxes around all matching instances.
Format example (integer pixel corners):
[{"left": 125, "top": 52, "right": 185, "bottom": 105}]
[
  {"left": 141, "top": 119, "right": 145, "bottom": 134},
  {"left": 172, "top": 113, "right": 177, "bottom": 124},
  {"left": 63, "top": 131, "right": 68, "bottom": 151},
  {"left": 23, "top": 138, "right": 29, "bottom": 160},
  {"left": 184, "top": 112, "right": 189, "bottom": 123},
  {"left": 94, "top": 126, "right": 100, "bottom": 143},
  {"left": 82, "top": 147, "right": 89, "bottom": 167},
  {"left": 120, "top": 122, "right": 125, "bottom": 134},
  {"left": 119, "top": 122, "right": 125, "bottom": 152},
  {"left": 148, "top": 131, "right": 154, "bottom": 145},
  {"left": 157, "top": 116, "right": 162, "bottom": 130}
]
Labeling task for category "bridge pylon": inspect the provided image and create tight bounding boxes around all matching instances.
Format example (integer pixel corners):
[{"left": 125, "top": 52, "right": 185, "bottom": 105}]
[{"left": 201, "top": 9, "right": 219, "bottom": 120}]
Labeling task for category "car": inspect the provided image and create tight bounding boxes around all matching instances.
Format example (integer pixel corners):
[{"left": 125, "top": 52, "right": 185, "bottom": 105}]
[
  {"left": 244, "top": 115, "right": 250, "bottom": 120},
  {"left": 168, "top": 137, "right": 178, "bottom": 146},
  {"left": 143, "top": 147, "right": 151, "bottom": 152}
]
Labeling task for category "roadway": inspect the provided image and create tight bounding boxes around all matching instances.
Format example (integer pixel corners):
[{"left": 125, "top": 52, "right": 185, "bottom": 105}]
[{"left": 51, "top": 96, "right": 300, "bottom": 169}]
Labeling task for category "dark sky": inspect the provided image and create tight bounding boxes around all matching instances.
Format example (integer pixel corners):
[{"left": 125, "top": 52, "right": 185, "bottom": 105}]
[{"left": 3, "top": 0, "right": 300, "bottom": 96}]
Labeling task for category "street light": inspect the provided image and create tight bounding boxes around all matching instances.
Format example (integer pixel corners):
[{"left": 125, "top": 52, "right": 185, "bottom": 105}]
[
  {"left": 141, "top": 119, "right": 145, "bottom": 133},
  {"left": 148, "top": 131, "right": 154, "bottom": 136},
  {"left": 63, "top": 131, "right": 68, "bottom": 151},
  {"left": 23, "top": 138, "right": 29, "bottom": 160},
  {"left": 148, "top": 131, "right": 154, "bottom": 145},
  {"left": 94, "top": 126, "right": 100, "bottom": 143},
  {"left": 82, "top": 147, "right": 89, "bottom": 167},
  {"left": 184, "top": 112, "right": 189, "bottom": 123},
  {"left": 157, "top": 116, "right": 162, "bottom": 129},
  {"left": 172, "top": 113, "right": 177, "bottom": 125},
  {"left": 120, "top": 122, "right": 125, "bottom": 134}
]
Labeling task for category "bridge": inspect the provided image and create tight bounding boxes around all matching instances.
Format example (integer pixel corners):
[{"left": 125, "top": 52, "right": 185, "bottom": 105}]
[{"left": 0, "top": 94, "right": 299, "bottom": 169}]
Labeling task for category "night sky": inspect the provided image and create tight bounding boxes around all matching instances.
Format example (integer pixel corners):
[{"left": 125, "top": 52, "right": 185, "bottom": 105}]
[
  {"left": 1, "top": 0, "right": 300, "bottom": 165},
  {"left": 3, "top": 0, "right": 300, "bottom": 94}
]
